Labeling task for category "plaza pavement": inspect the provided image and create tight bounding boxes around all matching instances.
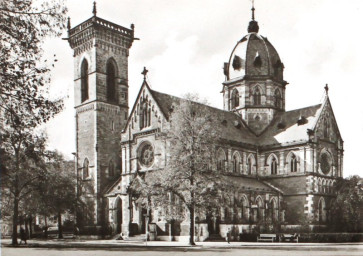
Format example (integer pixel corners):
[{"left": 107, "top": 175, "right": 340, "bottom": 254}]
[{"left": 1, "top": 239, "right": 363, "bottom": 256}]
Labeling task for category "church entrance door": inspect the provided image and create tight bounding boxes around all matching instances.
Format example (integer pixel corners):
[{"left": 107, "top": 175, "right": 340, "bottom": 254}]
[{"left": 115, "top": 197, "right": 122, "bottom": 234}]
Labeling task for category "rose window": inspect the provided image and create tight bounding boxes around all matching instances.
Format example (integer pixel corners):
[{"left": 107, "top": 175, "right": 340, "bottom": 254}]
[{"left": 139, "top": 143, "right": 154, "bottom": 167}]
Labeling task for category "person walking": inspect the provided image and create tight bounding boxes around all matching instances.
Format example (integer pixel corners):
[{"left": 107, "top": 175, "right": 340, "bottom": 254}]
[
  {"left": 226, "top": 228, "right": 231, "bottom": 244},
  {"left": 19, "top": 227, "right": 27, "bottom": 245}
]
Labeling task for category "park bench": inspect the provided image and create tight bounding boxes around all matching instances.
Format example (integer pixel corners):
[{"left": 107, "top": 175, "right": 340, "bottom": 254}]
[
  {"left": 280, "top": 233, "right": 299, "bottom": 243},
  {"left": 257, "top": 234, "right": 276, "bottom": 242}
]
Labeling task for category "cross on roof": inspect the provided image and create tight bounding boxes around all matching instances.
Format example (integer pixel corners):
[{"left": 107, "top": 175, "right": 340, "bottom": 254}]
[
  {"left": 141, "top": 67, "right": 148, "bottom": 81},
  {"left": 324, "top": 84, "right": 329, "bottom": 95}
]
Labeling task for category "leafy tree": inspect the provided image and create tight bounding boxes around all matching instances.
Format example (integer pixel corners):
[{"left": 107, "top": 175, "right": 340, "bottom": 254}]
[
  {"left": 0, "top": 0, "right": 67, "bottom": 124},
  {"left": 131, "top": 94, "right": 227, "bottom": 245},
  {"left": 0, "top": 0, "right": 67, "bottom": 245},
  {"left": 0, "top": 119, "right": 49, "bottom": 245},
  {"left": 36, "top": 152, "right": 76, "bottom": 239},
  {"left": 330, "top": 175, "right": 363, "bottom": 232}
]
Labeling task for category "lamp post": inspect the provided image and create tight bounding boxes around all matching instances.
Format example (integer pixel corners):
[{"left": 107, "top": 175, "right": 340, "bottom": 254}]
[{"left": 72, "top": 152, "right": 78, "bottom": 227}]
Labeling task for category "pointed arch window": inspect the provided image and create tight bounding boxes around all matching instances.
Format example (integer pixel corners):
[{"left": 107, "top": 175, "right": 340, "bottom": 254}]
[
  {"left": 290, "top": 154, "right": 297, "bottom": 172},
  {"left": 253, "top": 88, "right": 261, "bottom": 105},
  {"left": 139, "top": 96, "right": 151, "bottom": 129},
  {"left": 231, "top": 89, "right": 239, "bottom": 109},
  {"left": 106, "top": 60, "right": 117, "bottom": 102},
  {"left": 274, "top": 89, "right": 282, "bottom": 108},
  {"left": 241, "top": 196, "right": 248, "bottom": 221},
  {"left": 247, "top": 155, "right": 254, "bottom": 175},
  {"left": 232, "top": 153, "right": 241, "bottom": 173},
  {"left": 217, "top": 149, "right": 226, "bottom": 172},
  {"left": 109, "top": 160, "right": 115, "bottom": 177},
  {"left": 81, "top": 59, "right": 89, "bottom": 102},
  {"left": 324, "top": 118, "right": 330, "bottom": 139},
  {"left": 83, "top": 158, "right": 89, "bottom": 179},
  {"left": 270, "top": 156, "right": 278, "bottom": 175}
]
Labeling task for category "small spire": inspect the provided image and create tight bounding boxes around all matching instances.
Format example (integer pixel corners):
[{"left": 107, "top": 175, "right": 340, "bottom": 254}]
[
  {"left": 67, "top": 17, "right": 71, "bottom": 31},
  {"left": 92, "top": 1, "right": 97, "bottom": 16},
  {"left": 141, "top": 67, "right": 148, "bottom": 81},
  {"left": 251, "top": 0, "right": 255, "bottom": 21},
  {"left": 324, "top": 84, "right": 329, "bottom": 95},
  {"left": 247, "top": 0, "right": 259, "bottom": 33}
]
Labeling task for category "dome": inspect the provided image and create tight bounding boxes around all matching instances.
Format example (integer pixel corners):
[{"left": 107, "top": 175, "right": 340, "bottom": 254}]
[{"left": 226, "top": 32, "right": 284, "bottom": 81}]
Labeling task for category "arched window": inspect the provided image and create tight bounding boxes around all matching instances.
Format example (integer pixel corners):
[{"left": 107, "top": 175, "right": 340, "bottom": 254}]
[
  {"left": 232, "top": 152, "right": 241, "bottom": 173},
  {"left": 139, "top": 95, "right": 151, "bottom": 129},
  {"left": 318, "top": 179, "right": 322, "bottom": 193},
  {"left": 253, "top": 88, "right": 261, "bottom": 105},
  {"left": 256, "top": 197, "right": 264, "bottom": 222},
  {"left": 81, "top": 59, "right": 89, "bottom": 102},
  {"left": 106, "top": 60, "right": 117, "bottom": 102},
  {"left": 217, "top": 149, "right": 226, "bottom": 172},
  {"left": 109, "top": 160, "right": 115, "bottom": 177},
  {"left": 83, "top": 158, "right": 89, "bottom": 179},
  {"left": 241, "top": 196, "right": 248, "bottom": 221},
  {"left": 324, "top": 118, "right": 330, "bottom": 139},
  {"left": 320, "top": 152, "right": 331, "bottom": 175},
  {"left": 290, "top": 154, "right": 297, "bottom": 172},
  {"left": 274, "top": 89, "right": 282, "bottom": 108},
  {"left": 247, "top": 155, "right": 255, "bottom": 175},
  {"left": 270, "top": 198, "right": 278, "bottom": 222},
  {"left": 269, "top": 155, "right": 278, "bottom": 175},
  {"left": 231, "top": 89, "right": 239, "bottom": 109}
]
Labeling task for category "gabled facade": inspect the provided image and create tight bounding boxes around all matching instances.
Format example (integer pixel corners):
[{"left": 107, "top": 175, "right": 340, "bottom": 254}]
[{"left": 69, "top": 4, "right": 343, "bottom": 240}]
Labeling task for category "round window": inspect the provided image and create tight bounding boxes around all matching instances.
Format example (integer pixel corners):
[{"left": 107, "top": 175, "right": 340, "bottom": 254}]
[
  {"left": 320, "top": 153, "right": 331, "bottom": 175},
  {"left": 139, "top": 143, "right": 154, "bottom": 167}
]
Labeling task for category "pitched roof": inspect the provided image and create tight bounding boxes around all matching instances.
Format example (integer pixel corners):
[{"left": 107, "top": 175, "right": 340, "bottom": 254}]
[
  {"left": 225, "top": 175, "right": 281, "bottom": 194},
  {"left": 150, "top": 89, "right": 258, "bottom": 146},
  {"left": 258, "top": 104, "right": 322, "bottom": 147}
]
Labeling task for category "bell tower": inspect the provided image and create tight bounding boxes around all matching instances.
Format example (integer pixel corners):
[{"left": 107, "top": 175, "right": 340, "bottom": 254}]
[
  {"left": 222, "top": 3, "right": 287, "bottom": 135},
  {"left": 67, "top": 2, "right": 135, "bottom": 230}
]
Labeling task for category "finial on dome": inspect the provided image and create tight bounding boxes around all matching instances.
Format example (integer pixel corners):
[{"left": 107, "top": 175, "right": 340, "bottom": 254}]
[
  {"left": 248, "top": 0, "right": 259, "bottom": 33},
  {"left": 67, "top": 17, "right": 71, "bottom": 31},
  {"left": 252, "top": 0, "right": 255, "bottom": 21},
  {"left": 93, "top": 1, "right": 97, "bottom": 16}
]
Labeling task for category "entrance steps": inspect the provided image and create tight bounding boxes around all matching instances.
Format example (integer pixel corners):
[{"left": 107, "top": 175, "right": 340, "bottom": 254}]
[{"left": 122, "top": 234, "right": 146, "bottom": 241}]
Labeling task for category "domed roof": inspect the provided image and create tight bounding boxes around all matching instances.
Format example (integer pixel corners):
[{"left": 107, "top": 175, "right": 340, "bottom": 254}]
[{"left": 226, "top": 28, "right": 284, "bottom": 82}]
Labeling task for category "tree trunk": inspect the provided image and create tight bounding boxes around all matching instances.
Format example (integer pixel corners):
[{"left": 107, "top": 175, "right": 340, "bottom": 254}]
[
  {"left": 189, "top": 205, "right": 195, "bottom": 246},
  {"left": 11, "top": 197, "right": 19, "bottom": 245},
  {"left": 44, "top": 215, "right": 48, "bottom": 238},
  {"left": 25, "top": 218, "right": 29, "bottom": 239},
  {"left": 29, "top": 215, "right": 33, "bottom": 238},
  {"left": 58, "top": 211, "right": 63, "bottom": 239}
]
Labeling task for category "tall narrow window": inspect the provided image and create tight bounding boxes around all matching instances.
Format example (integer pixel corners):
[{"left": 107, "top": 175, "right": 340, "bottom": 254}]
[
  {"left": 324, "top": 118, "right": 330, "bottom": 139},
  {"left": 247, "top": 156, "right": 254, "bottom": 175},
  {"left": 81, "top": 59, "right": 89, "bottom": 102},
  {"left": 106, "top": 61, "right": 117, "bottom": 102},
  {"left": 271, "top": 156, "right": 277, "bottom": 175},
  {"left": 231, "top": 89, "right": 239, "bottom": 109},
  {"left": 109, "top": 160, "right": 115, "bottom": 177},
  {"left": 139, "top": 97, "right": 150, "bottom": 129},
  {"left": 274, "top": 89, "right": 281, "bottom": 108},
  {"left": 217, "top": 149, "right": 226, "bottom": 172},
  {"left": 290, "top": 154, "right": 297, "bottom": 172},
  {"left": 83, "top": 158, "right": 89, "bottom": 179},
  {"left": 253, "top": 88, "right": 261, "bottom": 105},
  {"left": 232, "top": 153, "right": 240, "bottom": 173}
]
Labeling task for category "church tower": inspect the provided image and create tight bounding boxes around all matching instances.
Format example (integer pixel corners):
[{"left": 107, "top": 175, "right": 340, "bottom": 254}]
[
  {"left": 222, "top": 4, "right": 287, "bottom": 135},
  {"left": 67, "top": 3, "right": 135, "bottom": 230}
]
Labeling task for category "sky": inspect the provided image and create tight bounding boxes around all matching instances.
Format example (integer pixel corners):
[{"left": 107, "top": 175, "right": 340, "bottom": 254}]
[{"left": 43, "top": 0, "right": 363, "bottom": 177}]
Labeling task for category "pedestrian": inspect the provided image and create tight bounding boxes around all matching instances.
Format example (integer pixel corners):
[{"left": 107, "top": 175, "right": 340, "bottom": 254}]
[
  {"left": 73, "top": 225, "right": 79, "bottom": 239},
  {"left": 19, "top": 227, "right": 27, "bottom": 245},
  {"left": 226, "top": 228, "right": 231, "bottom": 244}
]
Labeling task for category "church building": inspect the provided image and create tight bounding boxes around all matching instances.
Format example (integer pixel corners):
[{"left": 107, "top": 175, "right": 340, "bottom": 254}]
[{"left": 67, "top": 3, "right": 343, "bottom": 240}]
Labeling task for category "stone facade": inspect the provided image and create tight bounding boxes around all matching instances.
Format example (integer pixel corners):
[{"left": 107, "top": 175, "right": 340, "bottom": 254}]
[{"left": 68, "top": 8, "right": 343, "bottom": 239}]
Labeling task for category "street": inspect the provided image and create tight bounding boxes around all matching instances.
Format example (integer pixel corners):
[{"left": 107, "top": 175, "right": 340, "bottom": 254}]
[{"left": 1, "top": 240, "right": 363, "bottom": 256}]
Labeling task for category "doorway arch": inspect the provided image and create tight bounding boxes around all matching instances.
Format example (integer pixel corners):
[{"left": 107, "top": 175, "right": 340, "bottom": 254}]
[{"left": 114, "top": 197, "right": 122, "bottom": 234}]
